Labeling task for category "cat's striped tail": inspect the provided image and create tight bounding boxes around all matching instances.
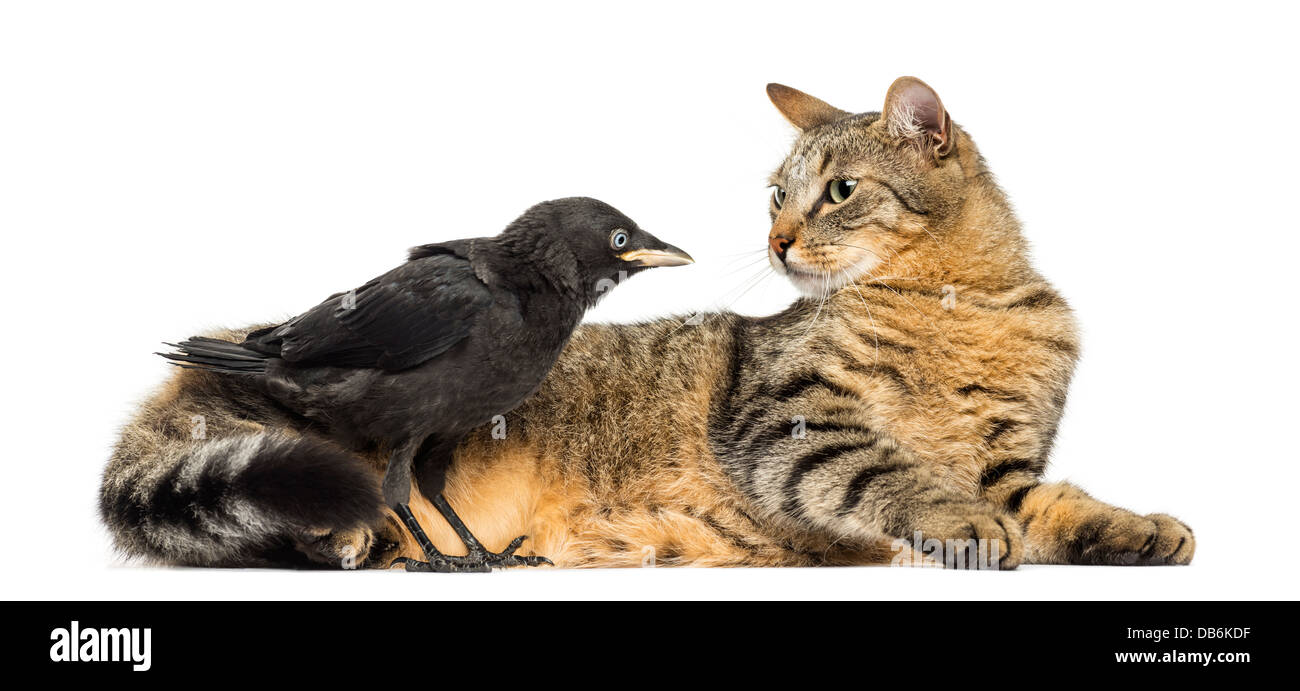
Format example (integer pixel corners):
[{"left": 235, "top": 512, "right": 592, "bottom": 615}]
[{"left": 99, "top": 431, "right": 384, "bottom": 567}]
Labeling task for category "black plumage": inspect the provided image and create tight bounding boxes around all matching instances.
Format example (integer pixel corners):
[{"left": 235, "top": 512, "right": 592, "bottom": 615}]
[{"left": 161, "top": 197, "right": 692, "bottom": 571}]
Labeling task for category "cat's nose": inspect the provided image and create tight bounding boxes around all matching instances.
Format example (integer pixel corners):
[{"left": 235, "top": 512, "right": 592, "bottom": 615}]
[{"left": 769, "top": 234, "right": 795, "bottom": 263}]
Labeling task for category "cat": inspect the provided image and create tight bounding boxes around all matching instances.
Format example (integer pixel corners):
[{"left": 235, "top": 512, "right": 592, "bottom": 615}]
[{"left": 100, "top": 76, "right": 1193, "bottom": 569}]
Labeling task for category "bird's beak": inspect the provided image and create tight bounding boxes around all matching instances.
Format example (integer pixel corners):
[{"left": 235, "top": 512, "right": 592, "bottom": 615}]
[{"left": 620, "top": 244, "right": 695, "bottom": 267}]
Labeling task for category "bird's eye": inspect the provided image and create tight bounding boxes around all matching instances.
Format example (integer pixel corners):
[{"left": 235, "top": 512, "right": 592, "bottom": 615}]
[
  {"left": 828, "top": 179, "right": 857, "bottom": 204},
  {"left": 610, "top": 230, "right": 630, "bottom": 250},
  {"left": 772, "top": 186, "right": 786, "bottom": 210}
]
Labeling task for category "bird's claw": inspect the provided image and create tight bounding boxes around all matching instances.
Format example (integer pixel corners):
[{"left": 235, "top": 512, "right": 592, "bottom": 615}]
[
  {"left": 389, "top": 499, "right": 552, "bottom": 572},
  {"left": 388, "top": 555, "right": 491, "bottom": 573},
  {"left": 482, "top": 535, "right": 554, "bottom": 568},
  {"left": 389, "top": 535, "right": 552, "bottom": 572}
]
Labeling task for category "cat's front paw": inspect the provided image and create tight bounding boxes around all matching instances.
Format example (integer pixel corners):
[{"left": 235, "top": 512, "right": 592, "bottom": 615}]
[
  {"left": 293, "top": 524, "right": 376, "bottom": 569},
  {"left": 1059, "top": 511, "right": 1195, "bottom": 565},
  {"left": 1143, "top": 513, "right": 1195, "bottom": 565},
  {"left": 912, "top": 504, "right": 1023, "bottom": 570}
]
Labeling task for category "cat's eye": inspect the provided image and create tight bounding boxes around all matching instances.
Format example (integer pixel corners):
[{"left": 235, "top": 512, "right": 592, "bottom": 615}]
[
  {"left": 828, "top": 179, "right": 857, "bottom": 204},
  {"left": 610, "top": 230, "right": 630, "bottom": 250},
  {"left": 771, "top": 186, "right": 786, "bottom": 210}
]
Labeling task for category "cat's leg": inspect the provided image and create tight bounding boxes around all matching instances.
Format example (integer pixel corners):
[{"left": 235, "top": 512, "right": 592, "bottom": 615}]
[
  {"left": 294, "top": 514, "right": 404, "bottom": 569},
  {"left": 743, "top": 433, "right": 1025, "bottom": 569},
  {"left": 983, "top": 480, "right": 1194, "bottom": 565},
  {"left": 809, "top": 461, "right": 1024, "bottom": 569}
]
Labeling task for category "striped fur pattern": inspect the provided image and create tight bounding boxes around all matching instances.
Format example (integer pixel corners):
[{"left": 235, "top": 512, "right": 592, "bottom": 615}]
[
  {"left": 100, "top": 348, "right": 392, "bottom": 568},
  {"left": 99, "top": 78, "right": 1193, "bottom": 569}
]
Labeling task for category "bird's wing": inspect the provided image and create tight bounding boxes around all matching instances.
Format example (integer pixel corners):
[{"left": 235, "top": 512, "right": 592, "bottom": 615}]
[
  {"left": 251, "top": 252, "right": 493, "bottom": 372},
  {"left": 407, "top": 238, "right": 474, "bottom": 262}
]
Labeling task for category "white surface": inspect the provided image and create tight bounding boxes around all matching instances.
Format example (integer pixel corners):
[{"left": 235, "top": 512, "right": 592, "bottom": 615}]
[{"left": 1, "top": 1, "right": 1296, "bottom": 600}]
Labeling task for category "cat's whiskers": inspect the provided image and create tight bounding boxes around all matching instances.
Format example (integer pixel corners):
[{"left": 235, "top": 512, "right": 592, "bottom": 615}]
[
  {"left": 824, "top": 242, "right": 941, "bottom": 330},
  {"left": 828, "top": 242, "right": 885, "bottom": 259},
  {"left": 719, "top": 254, "right": 772, "bottom": 279},
  {"left": 715, "top": 247, "right": 770, "bottom": 265},
  {"left": 714, "top": 247, "right": 771, "bottom": 260},
  {"left": 829, "top": 242, "right": 917, "bottom": 282},
  {"left": 799, "top": 268, "right": 832, "bottom": 339},
  {"left": 840, "top": 261, "right": 881, "bottom": 362},
  {"left": 821, "top": 533, "right": 850, "bottom": 562},
  {"left": 918, "top": 224, "right": 945, "bottom": 250},
  {"left": 669, "top": 261, "right": 775, "bottom": 333},
  {"left": 717, "top": 266, "right": 776, "bottom": 312},
  {"left": 826, "top": 242, "right": 890, "bottom": 281},
  {"left": 868, "top": 278, "right": 939, "bottom": 331}
]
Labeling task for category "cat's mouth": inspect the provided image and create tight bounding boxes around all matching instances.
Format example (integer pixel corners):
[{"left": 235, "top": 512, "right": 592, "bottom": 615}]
[{"left": 770, "top": 245, "right": 881, "bottom": 298}]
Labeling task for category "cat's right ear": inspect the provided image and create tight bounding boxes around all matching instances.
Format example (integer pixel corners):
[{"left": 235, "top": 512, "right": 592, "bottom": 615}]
[{"left": 766, "top": 84, "right": 850, "bottom": 131}]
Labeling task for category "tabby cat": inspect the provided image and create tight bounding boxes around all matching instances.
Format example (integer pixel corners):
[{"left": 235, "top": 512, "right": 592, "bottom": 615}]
[{"left": 100, "top": 77, "right": 1194, "bottom": 569}]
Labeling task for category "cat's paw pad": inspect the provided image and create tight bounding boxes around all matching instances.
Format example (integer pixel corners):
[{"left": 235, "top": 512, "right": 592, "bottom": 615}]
[{"left": 914, "top": 507, "right": 1023, "bottom": 570}]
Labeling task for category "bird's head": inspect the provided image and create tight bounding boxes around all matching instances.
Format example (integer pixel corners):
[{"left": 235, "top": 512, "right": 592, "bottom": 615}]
[{"left": 508, "top": 197, "right": 694, "bottom": 307}]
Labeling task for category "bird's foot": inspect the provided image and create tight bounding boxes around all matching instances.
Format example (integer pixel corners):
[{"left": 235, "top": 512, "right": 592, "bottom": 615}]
[
  {"left": 388, "top": 503, "right": 485, "bottom": 572},
  {"left": 391, "top": 534, "right": 551, "bottom": 572},
  {"left": 388, "top": 500, "right": 552, "bottom": 572},
  {"left": 431, "top": 493, "right": 553, "bottom": 570},
  {"left": 476, "top": 534, "right": 554, "bottom": 569},
  {"left": 389, "top": 554, "right": 491, "bottom": 573}
]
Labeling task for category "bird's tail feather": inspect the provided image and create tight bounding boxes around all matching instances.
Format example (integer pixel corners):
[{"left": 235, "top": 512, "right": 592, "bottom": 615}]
[{"left": 158, "top": 336, "right": 269, "bottom": 374}]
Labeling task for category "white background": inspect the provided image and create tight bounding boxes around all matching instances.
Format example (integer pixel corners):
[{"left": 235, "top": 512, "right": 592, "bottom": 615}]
[{"left": 1, "top": 1, "right": 1296, "bottom": 600}]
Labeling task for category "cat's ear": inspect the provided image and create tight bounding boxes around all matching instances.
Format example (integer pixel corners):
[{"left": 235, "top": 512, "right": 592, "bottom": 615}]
[
  {"left": 766, "top": 83, "right": 851, "bottom": 130},
  {"left": 882, "top": 76, "right": 954, "bottom": 157}
]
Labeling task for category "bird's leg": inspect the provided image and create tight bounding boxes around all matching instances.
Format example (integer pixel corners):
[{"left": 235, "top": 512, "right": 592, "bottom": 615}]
[
  {"left": 430, "top": 492, "right": 553, "bottom": 570},
  {"left": 387, "top": 503, "right": 490, "bottom": 573},
  {"left": 381, "top": 442, "right": 489, "bottom": 573},
  {"left": 395, "top": 434, "right": 553, "bottom": 571}
]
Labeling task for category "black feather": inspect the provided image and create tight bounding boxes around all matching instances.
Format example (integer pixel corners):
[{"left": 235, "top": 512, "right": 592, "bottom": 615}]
[{"left": 158, "top": 338, "right": 270, "bottom": 374}]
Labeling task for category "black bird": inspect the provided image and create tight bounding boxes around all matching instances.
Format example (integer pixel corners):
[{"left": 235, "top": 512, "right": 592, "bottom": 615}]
[{"left": 160, "top": 197, "right": 692, "bottom": 571}]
